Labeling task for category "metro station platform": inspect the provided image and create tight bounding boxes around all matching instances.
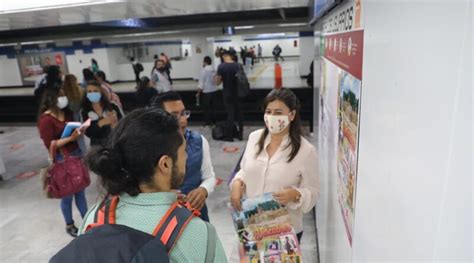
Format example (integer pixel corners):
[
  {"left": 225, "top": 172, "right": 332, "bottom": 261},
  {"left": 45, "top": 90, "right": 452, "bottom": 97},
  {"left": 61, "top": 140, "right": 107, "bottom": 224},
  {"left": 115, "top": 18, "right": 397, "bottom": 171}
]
[{"left": 0, "top": 59, "right": 315, "bottom": 125}]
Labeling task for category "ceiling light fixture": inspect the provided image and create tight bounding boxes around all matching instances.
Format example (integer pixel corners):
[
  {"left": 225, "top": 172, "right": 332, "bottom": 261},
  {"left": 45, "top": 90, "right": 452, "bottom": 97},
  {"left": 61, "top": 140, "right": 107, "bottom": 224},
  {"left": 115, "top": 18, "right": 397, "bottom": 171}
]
[
  {"left": 20, "top": 40, "right": 54, "bottom": 45},
  {"left": 278, "top": 23, "right": 307, "bottom": 27},
  {"left": 235, "top": 26, "right": 255, "bottom": 30},
  {"left": 0, "top": 0, "right": 122, "bottom": 15}
]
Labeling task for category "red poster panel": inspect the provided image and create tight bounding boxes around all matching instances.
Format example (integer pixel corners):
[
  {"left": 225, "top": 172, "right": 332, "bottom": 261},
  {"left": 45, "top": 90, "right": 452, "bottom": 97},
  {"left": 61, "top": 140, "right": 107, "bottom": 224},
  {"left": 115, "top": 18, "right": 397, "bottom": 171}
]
[
  {"left": 55, "top": 54, "right": 63, "bottom": 65},
  {"left": 323, "top": 30, "right": 364, "bottom": 80}
]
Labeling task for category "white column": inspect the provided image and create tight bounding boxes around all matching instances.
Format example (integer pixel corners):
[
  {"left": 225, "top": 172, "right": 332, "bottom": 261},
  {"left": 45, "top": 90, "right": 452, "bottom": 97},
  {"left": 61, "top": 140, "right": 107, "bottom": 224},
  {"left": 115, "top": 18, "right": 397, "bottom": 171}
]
[{"left": 298, "top": 32, "right": 315, "bottom": 76}]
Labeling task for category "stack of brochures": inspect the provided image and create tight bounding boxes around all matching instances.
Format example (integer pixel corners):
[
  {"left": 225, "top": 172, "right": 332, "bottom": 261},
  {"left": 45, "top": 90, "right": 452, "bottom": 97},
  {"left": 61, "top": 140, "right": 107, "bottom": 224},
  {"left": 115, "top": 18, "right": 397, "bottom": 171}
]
[{"left": 232, "top": 193, "right": 302, "bottom": 263}]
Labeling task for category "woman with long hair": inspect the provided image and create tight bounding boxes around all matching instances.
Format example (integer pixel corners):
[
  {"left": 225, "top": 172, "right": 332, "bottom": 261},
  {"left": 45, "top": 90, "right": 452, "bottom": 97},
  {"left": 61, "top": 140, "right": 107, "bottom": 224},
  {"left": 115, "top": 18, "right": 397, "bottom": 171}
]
[
  {"left": 229, "top": 88, "right": 320, "bottom": 243},
  {"left": 62, "top": 74, "right": 87, "bottom": 153},
  {"left": 81, "top": 81, "right": 122, "bottom": 146},
  {"left": 62, "top": 74, "right": 84, "bottom": 114},
  {"left": 37, "top": 87, "right": 88, "bottom": 237}
]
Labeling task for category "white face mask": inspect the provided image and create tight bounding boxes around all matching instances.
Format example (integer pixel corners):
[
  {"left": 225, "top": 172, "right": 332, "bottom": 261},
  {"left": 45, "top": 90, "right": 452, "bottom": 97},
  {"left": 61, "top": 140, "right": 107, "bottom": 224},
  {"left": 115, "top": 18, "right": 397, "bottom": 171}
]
[
  {"left": 264, "top": 114, "right": 291, "bottom": 134},
  {"left": 57, "top": 96, "right": 69, "bottom": 109}
]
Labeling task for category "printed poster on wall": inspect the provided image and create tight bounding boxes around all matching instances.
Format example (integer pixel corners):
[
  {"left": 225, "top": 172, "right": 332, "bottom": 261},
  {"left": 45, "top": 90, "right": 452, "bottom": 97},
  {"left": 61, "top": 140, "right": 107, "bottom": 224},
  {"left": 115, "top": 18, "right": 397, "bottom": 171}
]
[
  {"left": 17, "top": 51, "right": 69, "bottom": 86},
  {"left": 321, "top": 28, "right": 364, "bottom": 246},
  {"left": 336, "top": 71, "right": 361, "bottom": 245}
]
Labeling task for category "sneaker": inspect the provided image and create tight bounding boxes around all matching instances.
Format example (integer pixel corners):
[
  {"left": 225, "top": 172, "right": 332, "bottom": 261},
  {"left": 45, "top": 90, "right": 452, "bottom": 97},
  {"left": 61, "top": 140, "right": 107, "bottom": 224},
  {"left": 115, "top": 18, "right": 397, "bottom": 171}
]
[{"left": 66, "top": 224, "right": 78, "bottom": 237}]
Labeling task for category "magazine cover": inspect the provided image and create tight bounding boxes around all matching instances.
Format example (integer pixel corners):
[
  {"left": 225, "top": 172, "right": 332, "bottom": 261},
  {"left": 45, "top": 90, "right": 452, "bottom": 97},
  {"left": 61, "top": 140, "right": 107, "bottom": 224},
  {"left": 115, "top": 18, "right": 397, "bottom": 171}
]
[{"left": 232, "top": 193, "right": 303, "bottom": 263}]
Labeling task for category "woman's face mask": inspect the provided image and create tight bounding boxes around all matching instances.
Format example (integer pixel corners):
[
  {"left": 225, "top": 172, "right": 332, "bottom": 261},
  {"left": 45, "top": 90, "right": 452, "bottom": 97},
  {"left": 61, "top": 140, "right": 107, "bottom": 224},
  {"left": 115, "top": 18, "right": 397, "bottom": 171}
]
[
  {"left": 264, "top": 114, "right": 291, "bottom": 134},
  {"left": 87, "top": 92, "right": 101, "bottom": 103},
  {"left": 57, "top": 96, "right": 69, "bottom": 109}
]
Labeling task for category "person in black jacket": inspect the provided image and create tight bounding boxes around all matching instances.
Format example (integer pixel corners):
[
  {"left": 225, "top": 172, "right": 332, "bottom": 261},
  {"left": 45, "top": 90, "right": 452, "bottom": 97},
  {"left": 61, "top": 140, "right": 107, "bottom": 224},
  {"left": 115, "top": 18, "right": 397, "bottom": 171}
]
[
  {"left": 135, "top": 76, "right": 158, "bottom": 108},
  {"left": 34, "top": 65, "right": 62, "bottom": 109},
  {"left": 81, "top": 81, "right": 122, "bottom": 146}
]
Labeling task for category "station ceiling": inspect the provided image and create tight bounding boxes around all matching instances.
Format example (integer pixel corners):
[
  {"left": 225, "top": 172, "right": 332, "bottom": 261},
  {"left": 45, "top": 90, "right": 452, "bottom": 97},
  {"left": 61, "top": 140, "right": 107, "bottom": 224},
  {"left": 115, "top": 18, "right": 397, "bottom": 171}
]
[{"left": 1, "top": 0, "right": 308, "bottom": 30}]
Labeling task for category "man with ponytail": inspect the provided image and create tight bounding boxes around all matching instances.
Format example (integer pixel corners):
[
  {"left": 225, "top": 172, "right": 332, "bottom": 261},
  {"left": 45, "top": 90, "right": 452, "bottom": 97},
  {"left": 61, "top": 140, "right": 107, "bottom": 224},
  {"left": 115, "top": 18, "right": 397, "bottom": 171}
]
[{"left": 72, "top": 108, "right": 226, "bottom": 262}]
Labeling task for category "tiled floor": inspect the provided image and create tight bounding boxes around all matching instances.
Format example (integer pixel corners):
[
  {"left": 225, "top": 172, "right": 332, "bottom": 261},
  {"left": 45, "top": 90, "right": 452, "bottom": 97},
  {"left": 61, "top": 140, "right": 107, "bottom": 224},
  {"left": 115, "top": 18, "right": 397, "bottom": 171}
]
[
  {"left": 0, "top": 125, "right": 318, "bottom": 262},
  {"left": 0, "top": 58, "right": 307, "bottom": 97}
]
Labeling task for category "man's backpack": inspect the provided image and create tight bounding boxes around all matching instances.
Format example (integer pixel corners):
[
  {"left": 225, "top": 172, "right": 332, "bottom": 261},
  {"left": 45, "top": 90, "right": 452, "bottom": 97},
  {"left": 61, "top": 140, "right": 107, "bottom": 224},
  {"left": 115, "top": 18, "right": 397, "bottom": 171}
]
[
  {"left": 50, "top": 196, "right": 217, "bottom": 263},
  {"left": 235, "top": 64, "right": 250, "bottom": 98},
  {"left": 136, "top": 63, "right": 144, "bottom": 72}
]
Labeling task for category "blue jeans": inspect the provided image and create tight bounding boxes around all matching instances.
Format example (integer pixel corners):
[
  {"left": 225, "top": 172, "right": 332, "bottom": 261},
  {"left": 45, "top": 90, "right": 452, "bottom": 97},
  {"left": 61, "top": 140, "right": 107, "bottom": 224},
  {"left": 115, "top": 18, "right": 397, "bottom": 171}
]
[
  {"left": 61, "top": 190, "right": 88, "bottom": 225},
  {"left": 56, "top": 149, "right": 88, "bottom": 225}
]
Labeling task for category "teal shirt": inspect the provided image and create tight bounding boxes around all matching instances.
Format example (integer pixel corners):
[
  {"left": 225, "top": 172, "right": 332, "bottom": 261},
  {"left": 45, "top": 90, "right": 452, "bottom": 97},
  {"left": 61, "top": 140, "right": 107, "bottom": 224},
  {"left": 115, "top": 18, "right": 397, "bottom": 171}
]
[{"left": 79, "top": 192, "right": 227, "bottom": 262}]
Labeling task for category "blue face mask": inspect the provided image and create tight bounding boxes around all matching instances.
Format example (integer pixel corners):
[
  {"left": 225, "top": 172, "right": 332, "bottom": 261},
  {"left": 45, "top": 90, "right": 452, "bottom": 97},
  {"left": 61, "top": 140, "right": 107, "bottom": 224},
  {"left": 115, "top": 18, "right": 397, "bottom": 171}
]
[{"left": 87, "top": 92, "right": 101, "bottom": 103}]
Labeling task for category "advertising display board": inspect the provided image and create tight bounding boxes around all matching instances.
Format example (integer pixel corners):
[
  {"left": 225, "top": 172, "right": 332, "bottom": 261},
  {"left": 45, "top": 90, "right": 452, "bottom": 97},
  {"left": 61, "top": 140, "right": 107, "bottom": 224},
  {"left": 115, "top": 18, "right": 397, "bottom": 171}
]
[
  {"left": 318, "top": 0, "right": 363, "bottom": 246},
  {"left": 17, "top": 49, "right": 69, "bottom": 86}
]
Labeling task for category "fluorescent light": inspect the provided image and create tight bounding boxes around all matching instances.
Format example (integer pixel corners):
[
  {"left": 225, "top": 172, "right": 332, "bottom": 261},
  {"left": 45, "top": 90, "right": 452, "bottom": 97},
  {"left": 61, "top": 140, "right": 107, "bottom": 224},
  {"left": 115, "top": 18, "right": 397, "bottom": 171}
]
[
  {"left": 257, "top": 33, "right": 286, "bottom": 37},
  {"left": 0, "top": 0, "right": 122, "bottom": 14},
  {"left": 109, "top": 31, "right": 182, "bottom": 38},
  {"left": 20, "top": 40, "right": 54, "bottom": 45},
  {"left": 0, "top": 43, "right": 17, "bottom": 47},
  {"left": 235, "top": 26, "right": 255, "bottom": 30},
  {"left": 278, "top": 23, "right": 307, "bottom": 27}
]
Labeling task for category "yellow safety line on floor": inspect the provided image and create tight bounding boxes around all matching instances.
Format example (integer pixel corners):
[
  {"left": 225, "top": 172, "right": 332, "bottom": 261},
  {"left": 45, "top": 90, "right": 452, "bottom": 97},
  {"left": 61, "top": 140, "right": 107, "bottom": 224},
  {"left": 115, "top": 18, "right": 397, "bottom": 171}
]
[{"left": 248, "top": 64, "right": 270, "bottom": 82}]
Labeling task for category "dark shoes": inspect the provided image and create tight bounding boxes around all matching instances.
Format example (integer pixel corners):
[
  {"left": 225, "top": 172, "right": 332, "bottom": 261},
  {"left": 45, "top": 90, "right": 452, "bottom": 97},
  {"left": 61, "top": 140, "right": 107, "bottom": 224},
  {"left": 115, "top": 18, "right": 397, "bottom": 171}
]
[{"left": 66, "top": 224, "right": 79, "bottom": 237}]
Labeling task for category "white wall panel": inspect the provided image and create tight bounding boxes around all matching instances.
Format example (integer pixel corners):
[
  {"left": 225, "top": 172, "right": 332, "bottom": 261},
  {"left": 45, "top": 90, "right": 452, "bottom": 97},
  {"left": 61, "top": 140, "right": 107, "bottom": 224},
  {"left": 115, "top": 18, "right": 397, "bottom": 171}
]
[
  {"left": 316, "top": 0, "right": 472, "bottom": 261},
  {"left": 0, "top": 56, "right": 22, "bottom": 87},
  {"left": 298, "top": 36, "right": 314, "bottom": 76}
]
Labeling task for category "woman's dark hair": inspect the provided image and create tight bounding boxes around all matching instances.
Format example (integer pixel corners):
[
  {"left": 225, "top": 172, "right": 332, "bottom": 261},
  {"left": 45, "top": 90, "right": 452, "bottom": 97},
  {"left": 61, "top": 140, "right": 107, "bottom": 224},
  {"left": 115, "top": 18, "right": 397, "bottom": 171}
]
[
  {"left": 82, "top": 81, "right": 112, "bottom": 113},
  {"left": 136, "top": 76, "right": 150, "bottom": 92},
  {"left": 95, "top": 70, "right": 111, "bottom": 85},
  {"left": 46, "top": 65, "right": 61, "bottom": 87},
  {"left": 96, "top": 70, "right": 106, "bottom": 81},
  {"left": 150, "top": 91, "right": 182, "bottom": 109},
  {"left": 37, "top": 86, "right": 62, "bottom": 119},
  {"left": 87, "top": 108, "right": 183, "bottom": 196},
  {"left": 203, "top": 56, "right": 212, "bottom": 65},
  {"left": 151, "top": 59, "right": 161, "bottom": 75},
  {"left": 256, "top": 88, "right": 304, "bottom": 162},
  {"left": 91, "top": 58, "right": 98, "bottom": 65},
  {"left": 82, "top": 68, "right": 95, "bottom": 81}
]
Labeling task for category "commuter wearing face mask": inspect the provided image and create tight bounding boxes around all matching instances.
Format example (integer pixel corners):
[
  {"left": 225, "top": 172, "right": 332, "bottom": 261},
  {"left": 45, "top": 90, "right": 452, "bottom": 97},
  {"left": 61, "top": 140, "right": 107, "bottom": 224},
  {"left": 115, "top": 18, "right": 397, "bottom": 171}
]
[
  {"left": 151, "top": 59, "right": 172, "bottom": 93},
  {"left": 229, "top": 88, "right": 320, "bottom": 243},
  {"left": 81, "top": 81, "right": 122, "bottom": 146},
  {"left": 37, "top": 87, "right": 88, "bottom": 237}
]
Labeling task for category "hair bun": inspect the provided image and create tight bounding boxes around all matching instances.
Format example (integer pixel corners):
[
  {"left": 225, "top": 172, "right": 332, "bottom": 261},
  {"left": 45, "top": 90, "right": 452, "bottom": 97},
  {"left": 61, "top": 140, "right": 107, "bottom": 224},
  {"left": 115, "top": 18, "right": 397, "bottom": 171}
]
[{"left": 87, "top": 147, "right": 121, "bottom": 179}]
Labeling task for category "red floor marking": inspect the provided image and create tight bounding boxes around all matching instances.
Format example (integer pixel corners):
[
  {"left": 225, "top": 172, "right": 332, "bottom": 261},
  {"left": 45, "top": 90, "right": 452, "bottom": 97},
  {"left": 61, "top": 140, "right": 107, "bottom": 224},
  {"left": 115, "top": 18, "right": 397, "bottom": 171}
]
[
  {"left": 16, "top": 171, "right": 38, "bottom": 180},
  {"left": 223, "top": 146, "right": 239, "bottom": 153},
  {"left": 10, "top": 144, "right": 24, "bottom": 151},
  {"left": 215, "top": 177, "right": 224, "bottom": 186}
]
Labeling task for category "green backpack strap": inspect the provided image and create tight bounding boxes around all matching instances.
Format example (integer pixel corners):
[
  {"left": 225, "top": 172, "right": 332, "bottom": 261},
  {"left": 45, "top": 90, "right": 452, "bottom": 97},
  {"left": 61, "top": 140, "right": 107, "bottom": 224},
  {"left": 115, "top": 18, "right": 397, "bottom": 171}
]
[{"left": 205, "top": 223, "right": 217, "bottom": 263}]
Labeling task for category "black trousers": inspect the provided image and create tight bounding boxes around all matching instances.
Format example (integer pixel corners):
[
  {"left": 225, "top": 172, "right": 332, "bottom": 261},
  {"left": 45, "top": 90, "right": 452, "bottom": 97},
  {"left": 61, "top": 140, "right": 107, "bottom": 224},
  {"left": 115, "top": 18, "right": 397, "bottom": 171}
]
[
  {"left": 134, "top": 71, "right": 140, "bottom": 84},
  {"left": 202, "top": 91, "right": 218, "bottom": 125},
  {"left": 165, "top": 67, "right": 172, "bottom": 85},
  {"left": 223, "top": 96, "right": 244, "bottom": 138},
  {"left": 296, "top": 231, "right": 303, "bottom": 243}
]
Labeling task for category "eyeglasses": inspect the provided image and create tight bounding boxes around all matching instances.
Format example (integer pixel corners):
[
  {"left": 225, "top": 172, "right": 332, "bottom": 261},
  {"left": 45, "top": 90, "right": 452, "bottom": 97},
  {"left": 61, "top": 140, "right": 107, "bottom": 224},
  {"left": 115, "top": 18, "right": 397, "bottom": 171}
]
[{"left": 172, "top": 110, "right": 191, "bottom": 119}]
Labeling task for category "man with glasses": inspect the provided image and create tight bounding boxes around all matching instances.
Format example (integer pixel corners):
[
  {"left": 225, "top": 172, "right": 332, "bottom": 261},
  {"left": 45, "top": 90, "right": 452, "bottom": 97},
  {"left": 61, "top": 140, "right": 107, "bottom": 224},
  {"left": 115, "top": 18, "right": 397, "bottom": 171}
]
[{"left": 151, "top": 92, "right": 216, "bottom": 222}]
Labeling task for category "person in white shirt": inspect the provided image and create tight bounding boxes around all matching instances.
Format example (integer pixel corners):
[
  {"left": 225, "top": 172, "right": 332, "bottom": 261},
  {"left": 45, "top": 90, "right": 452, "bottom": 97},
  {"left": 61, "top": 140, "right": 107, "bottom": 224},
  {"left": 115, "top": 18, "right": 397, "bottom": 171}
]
[
  {"left": 197, "top": 56, "right": 218, "bottom": 126},
  {"left": 151, "top": 92, "right": 216, "bottom": 222},
  {"left": 230, "top": 88, "right": 320, "bottom": 242},
  {"left": 151, "top": 59, "right": 172, "bottom": 93}
]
